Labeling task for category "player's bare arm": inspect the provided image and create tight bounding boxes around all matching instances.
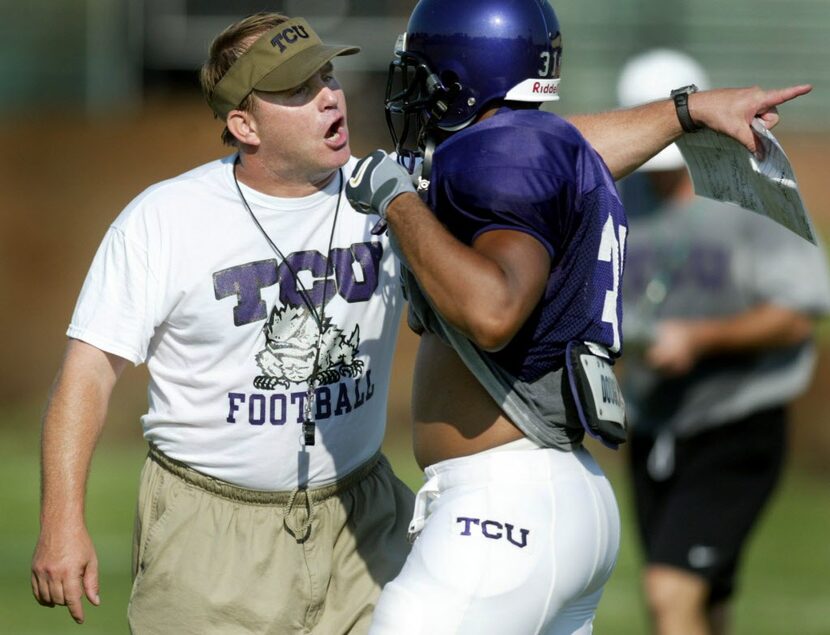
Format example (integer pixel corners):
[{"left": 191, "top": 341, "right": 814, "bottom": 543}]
[
  {"left": 347, "top": 150, "right": 550, "bottom": 349},
  {"left": 570, "top": 84, "right": 812, "bottom": 180},
  {"left": 32, "top": 339, "right": 127, "bottom": 624},
  {"left": 647, "top": 303, "right": 815, "bottom": 376},
  {"left": 568, "top": 100, "right": 678, "bottom": 180},
  {"left": 385, "top": 192, "right": 550, "bottom": 351}
]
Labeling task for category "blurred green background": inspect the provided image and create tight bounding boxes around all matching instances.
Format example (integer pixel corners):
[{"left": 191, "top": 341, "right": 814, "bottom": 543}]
[{"left": 2, "top": 0, "right": 829, "bottom": 633}]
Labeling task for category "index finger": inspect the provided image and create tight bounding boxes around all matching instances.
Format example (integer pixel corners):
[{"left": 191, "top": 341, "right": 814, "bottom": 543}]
[{"left": 757, "top": 84, "right": 812, "bottom": 113}]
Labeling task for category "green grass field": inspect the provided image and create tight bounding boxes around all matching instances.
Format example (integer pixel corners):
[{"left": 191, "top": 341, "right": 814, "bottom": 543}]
[{"left": 3, "top": 424, "right": 829, "bottom": 634}]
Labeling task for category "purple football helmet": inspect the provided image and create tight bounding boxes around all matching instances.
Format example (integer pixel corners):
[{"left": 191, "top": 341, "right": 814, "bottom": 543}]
[{"left": 386, "top": 0, "right": 562, "bottom": 162}]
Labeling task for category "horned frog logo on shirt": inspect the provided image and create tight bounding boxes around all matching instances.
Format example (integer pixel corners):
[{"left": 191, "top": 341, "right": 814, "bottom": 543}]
[{"left": 253, "top": 304, "right": 364, "bottom": 390}]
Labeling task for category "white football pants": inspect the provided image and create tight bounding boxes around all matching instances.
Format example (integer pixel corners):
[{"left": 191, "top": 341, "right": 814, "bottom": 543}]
[{"left": 369, "top": 442, "right": 620, "bottom": 634}]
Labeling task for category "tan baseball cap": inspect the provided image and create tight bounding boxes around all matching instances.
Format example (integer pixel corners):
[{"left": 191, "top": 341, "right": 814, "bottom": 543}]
[{"left": 208, "top": 17, "right": 360, "bottom": 118}]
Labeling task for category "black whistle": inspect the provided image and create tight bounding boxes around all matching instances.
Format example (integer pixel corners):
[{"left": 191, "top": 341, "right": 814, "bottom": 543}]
[{"left": 303, "top": 420, "right": 316, "bottom": 446}]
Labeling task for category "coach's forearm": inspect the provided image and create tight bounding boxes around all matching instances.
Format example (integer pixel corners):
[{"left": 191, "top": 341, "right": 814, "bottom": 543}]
[{"left": 568, "top": 100, "right": 680, "bottom": 180}]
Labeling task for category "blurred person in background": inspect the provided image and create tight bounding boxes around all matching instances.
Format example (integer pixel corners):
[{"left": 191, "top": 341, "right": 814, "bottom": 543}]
[
  {"left": 29, "top": 6, "right": 815, "bottom": 633},
  {"left": 617, "top": 49, "right": 830, "bottom": 635}
]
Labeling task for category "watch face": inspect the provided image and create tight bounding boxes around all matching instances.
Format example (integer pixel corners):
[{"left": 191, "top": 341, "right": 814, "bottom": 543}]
[{"left": 671, "top": 84, "right": 698, "bottom": 97}]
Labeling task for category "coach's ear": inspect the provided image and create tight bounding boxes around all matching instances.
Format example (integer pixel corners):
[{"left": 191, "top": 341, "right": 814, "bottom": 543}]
[{"left": 226, "top": 109, "right": 261, "bottom": 147}]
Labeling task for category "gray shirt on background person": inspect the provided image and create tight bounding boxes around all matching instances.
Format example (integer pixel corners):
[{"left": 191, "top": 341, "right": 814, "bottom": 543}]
[{"left": 621, "top": 186, "right": 830, "bottom": 439}]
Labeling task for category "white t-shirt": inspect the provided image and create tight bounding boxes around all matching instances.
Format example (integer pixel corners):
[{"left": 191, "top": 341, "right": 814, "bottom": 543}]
[{"left": 69, "top": 155, "right": 404, "bottom": 490}]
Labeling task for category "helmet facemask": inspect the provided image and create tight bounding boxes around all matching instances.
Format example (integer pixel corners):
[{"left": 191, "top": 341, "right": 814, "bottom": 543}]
[{"left": 385, "top": 47, "right": 461, "bottom": 172}]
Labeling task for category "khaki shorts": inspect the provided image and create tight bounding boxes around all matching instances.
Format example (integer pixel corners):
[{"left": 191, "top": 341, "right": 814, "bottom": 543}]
[{"left": 128, "top": 446, "right": 414, "bottom": 635}]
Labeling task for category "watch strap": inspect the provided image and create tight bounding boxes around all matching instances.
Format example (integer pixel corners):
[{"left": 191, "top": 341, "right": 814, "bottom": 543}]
[{"left": 671, "top": 84, "right": 703, "bottom": 133}]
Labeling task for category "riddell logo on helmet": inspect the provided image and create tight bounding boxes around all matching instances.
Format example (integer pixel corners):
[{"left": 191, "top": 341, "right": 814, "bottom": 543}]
[
  {"left": 271, "top": 24, "right": 310, "bottom": 53},
  {"left": 504, "top": 78, "right": 560, "bottom": 101},
  {"left": 532, "top": 82, "right": 559, "bottom": 95}
]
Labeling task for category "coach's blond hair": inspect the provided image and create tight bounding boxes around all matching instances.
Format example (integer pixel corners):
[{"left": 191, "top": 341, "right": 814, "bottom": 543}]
[{"left": 200, "top": 12, "right": 290, "bottom": 147}]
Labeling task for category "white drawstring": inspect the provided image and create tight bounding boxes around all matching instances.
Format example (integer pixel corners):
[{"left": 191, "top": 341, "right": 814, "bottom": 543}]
[{"left": 407, "top": 474, "right": 441, "bottom": 543}]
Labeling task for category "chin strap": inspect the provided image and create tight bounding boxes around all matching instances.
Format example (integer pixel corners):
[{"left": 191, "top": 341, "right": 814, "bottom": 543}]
[
  {"left": 416, "top": 135, "right": 436, "bottom": 198},
  {"left": 372, "top": 141, "right": 432, "bottom": 238},
  {"left": 378, "top": 130, "right": 438, "bottom": 240}
]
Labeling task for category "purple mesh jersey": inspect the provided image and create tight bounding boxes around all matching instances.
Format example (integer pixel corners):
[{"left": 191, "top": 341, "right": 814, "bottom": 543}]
[{"left": 423, "top": 107, "right": 627, "bottom": 382}]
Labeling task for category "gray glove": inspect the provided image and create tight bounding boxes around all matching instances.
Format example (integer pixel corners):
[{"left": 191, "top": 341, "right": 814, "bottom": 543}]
[{"left": 346, "top": 150, "right": 416, "bottom": 219}]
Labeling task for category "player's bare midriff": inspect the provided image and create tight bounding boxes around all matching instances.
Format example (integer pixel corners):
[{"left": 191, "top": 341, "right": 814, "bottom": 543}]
[{"left": 411, "top": 333, "right": 525, "bottom": 469}]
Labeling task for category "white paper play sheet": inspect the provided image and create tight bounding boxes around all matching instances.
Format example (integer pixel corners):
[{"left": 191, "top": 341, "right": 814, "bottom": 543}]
[{"left": 676, "top": 119, "right": 816, "bottom": 244}]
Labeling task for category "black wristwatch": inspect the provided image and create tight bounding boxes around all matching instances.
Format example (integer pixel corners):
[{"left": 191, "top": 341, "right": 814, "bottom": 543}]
[{"left": 670, "top": 84, "right": 704, "bottom": 133}]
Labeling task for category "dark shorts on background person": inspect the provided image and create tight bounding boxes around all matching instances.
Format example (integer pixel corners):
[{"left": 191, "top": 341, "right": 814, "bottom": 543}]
[
  {"left": 128, "top": 445, "right": 414, "bottom": 635},
  {"left": 629, "top": 407, "right": 787, "bottom": 603}
]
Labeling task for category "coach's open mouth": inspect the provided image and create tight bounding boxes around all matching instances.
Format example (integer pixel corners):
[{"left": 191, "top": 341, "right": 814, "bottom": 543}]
[{"left": 324, "top": 116, "right": 347, "bottom": 148}]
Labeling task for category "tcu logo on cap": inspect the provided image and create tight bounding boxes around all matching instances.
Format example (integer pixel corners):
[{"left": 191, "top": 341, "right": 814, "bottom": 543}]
[{"left": 271, "top": 24, "right": 310, "bottom": 53}]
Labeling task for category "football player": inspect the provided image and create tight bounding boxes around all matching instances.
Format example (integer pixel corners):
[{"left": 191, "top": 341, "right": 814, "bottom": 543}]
[
  {"left": 349, "top": 1, "right": 623, "bottom": 632},
  {"left": 346, "top": 0, "right": 812, "bottom": 633}
]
